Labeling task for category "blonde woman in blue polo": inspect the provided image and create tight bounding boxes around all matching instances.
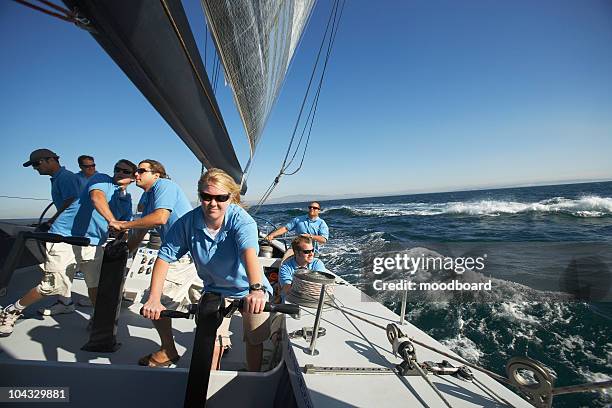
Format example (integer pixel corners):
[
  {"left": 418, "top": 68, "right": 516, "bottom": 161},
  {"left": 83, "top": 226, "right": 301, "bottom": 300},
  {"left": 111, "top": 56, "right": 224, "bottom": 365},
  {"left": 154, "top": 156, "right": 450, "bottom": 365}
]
[{"left": 142, "top": 168, "right": 272, "bottom": 372}]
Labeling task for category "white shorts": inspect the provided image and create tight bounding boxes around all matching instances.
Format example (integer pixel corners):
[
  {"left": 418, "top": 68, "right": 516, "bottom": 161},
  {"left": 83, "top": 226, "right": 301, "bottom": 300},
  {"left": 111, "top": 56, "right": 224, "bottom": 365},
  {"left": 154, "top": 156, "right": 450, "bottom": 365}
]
[
  {"left": 37, "top": 242, "right": 104, "bottom": 297},
  {"left": 142, "top": 258, "right": 203, "bottom": 312}
]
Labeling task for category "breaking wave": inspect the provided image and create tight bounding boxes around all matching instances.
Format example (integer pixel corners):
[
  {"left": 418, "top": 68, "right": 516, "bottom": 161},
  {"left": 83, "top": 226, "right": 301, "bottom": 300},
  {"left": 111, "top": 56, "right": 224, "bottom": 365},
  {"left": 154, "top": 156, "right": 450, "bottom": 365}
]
[{"left": 323, "top": 196, "right": 612, "bottom": 218}]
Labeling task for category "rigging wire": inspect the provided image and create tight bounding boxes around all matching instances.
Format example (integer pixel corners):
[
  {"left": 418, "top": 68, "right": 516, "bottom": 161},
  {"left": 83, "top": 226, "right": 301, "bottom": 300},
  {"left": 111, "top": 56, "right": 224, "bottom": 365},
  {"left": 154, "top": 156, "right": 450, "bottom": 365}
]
[
  {"left": 0, "top": 195, "right": 50, "bottom": 202},
  {"left": 283, "top": 0, "right": 344, "bottom": 173},
  {"left": 11, "top": 0, "right": 79, "bottom": 24},
  {"left": 279, "top": 0, "right": 341, "bottom": 171},
  {"left": 284, "top": 2, "right": 344, "bottom": 175},
  {"left": 252, "top": 0, "right": 345, "bottom": 214}
]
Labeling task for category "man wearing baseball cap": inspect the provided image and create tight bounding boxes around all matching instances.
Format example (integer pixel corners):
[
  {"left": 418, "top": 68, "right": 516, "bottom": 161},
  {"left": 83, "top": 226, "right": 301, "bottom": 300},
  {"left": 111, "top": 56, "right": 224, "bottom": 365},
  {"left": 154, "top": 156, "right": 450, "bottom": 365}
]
[
  {"left": 0, "top": 157, "right": 137, "bottom": 337},
  {"left": 22, "top": 149, "right": 80, "bottom": 230},
  {"left": 18, "top": 149, "right": 81, "bottom": 316}
]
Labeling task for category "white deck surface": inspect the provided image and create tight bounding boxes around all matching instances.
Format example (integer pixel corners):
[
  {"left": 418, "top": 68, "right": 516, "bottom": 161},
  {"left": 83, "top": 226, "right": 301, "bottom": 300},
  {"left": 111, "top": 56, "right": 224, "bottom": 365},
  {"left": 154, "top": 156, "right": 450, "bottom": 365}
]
[
  {"left": 0, "top": 265, "right": 255, "bottom": 371},
  {"left": 1, "top": 262, "right": 533, "bottom": 407},
  {"left": 285, "top": 278, "right": 533, "bottom": 407}
]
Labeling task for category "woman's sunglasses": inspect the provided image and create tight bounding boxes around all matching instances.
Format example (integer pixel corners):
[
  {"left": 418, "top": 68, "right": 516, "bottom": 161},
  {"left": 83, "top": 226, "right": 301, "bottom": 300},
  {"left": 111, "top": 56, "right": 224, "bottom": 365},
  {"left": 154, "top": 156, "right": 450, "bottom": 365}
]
[
  {"left": 308, "top": 206, "right": 320, "bottom": 210},
  {"left": 199, "top": 192, "right": 231, "bottom": 202}
]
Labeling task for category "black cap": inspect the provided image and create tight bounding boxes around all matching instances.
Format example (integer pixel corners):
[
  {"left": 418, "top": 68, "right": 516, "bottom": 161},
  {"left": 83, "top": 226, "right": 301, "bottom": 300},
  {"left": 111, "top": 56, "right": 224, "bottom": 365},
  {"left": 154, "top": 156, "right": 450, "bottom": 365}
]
[{"left": 23, "top": 149, "right": 59, "bottom": 167}]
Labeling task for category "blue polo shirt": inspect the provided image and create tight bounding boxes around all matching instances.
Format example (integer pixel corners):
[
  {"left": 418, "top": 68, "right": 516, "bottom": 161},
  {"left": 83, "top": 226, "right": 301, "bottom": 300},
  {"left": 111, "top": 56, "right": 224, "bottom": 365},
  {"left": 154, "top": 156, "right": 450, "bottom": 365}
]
[
  {"left": 110, "top": 189, "right": 133, "bottom": 222},
  {"left": 137, "top": 192, "right": 148, "bottom": 211},
  {"left": 158, "top": 204, "right": 273, "bottom": 297},
  {"left": 50, "top": 173, "right": 131, "bottom": 245},
  {"left": 50, "top": 166, "right": 80, "bottom": 210},
  {"left": 76, "top": 170, "right": 98, "bottom": 192},
  {"left": 141, "top": 178, "right": 191, "bottom": 241},
  {"left": 279, "top": 257, "right": 326, "bottom": 286},
  {"left": 285, "top": 215, "right": 329, "bottom": 251}
]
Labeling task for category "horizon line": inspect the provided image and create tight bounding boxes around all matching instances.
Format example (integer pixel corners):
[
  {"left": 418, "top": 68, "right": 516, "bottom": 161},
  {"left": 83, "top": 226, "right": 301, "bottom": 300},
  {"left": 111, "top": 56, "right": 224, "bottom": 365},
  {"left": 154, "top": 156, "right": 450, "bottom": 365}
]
[{"left": 253, "top": 177, "right": 612, "bottom": 206}]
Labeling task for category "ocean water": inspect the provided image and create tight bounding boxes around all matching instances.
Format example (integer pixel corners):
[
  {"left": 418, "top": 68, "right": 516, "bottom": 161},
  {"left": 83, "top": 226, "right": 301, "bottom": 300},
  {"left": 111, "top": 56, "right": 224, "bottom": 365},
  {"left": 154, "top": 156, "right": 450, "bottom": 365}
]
[{"left": 257, "top": 181, "right": 612, "bottom": 407}]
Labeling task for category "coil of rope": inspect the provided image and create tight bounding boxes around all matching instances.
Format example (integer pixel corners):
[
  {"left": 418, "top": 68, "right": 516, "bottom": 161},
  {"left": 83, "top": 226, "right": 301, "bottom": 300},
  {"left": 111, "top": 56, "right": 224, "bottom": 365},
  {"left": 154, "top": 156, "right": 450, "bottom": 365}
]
[{"left": 286, "top": 269, "right": 336, "bottom": 309}]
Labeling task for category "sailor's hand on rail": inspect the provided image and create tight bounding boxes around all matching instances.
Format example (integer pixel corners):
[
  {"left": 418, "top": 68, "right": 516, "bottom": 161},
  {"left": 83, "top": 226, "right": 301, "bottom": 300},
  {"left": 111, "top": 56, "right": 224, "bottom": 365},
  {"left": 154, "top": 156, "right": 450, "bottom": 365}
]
[
  {"left": 108, "top": 220, "right": 126, "bottom": 232},
  {"left": 264, "top": 234, "right": 273, "bottom": 242},
  {"left": 244, "top": 290, "right": 266, "bottom": 314},
  {"left": 141, "top": 298, "right": 166, "bottom": 320}
]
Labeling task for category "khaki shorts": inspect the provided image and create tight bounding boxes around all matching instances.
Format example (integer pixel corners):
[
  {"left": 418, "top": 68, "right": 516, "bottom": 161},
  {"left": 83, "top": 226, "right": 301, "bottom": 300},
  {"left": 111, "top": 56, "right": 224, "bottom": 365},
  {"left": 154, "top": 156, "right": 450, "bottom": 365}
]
[
  {"left": 142, "top": 258, "right": 203, "bottom": 312},
  {"left": 37, "top": 242, "right": 104, "bottom": 297},
  {"left": 216, "top": 293, "right": 271, "bottom": 348}
]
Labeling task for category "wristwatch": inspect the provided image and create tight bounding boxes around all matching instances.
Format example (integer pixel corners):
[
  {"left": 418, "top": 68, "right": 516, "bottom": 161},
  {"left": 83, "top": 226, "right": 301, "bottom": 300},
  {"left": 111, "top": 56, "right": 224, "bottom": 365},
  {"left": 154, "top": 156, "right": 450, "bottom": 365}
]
[{"left": 249, "top": 283, "right": 266, "bottom": 293}]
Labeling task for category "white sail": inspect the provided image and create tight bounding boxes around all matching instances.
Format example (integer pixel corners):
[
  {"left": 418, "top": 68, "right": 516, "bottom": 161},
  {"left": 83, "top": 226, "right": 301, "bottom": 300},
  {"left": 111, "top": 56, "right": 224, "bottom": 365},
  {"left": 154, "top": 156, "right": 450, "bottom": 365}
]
[{"left": 201, "top": 0, "right": 315, "bottom": 158}]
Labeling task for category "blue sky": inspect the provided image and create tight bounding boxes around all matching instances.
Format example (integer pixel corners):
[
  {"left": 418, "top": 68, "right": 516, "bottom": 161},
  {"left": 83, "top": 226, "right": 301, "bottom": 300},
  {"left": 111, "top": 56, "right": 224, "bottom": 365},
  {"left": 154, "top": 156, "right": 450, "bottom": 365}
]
[{"left": 1, "top": 0, "right": 611, "bottom": 218}]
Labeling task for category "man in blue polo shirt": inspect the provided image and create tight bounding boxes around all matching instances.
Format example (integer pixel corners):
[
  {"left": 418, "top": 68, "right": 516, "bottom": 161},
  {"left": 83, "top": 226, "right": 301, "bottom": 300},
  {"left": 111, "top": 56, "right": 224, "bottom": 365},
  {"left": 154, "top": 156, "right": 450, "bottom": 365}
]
[
  {"left": 21, "top": 149, "right": 80, "bottom": 230},
  {"left": 112, "top": 159, "right": 203, "bottom": 368},
  {"left": 75, "top": 154, "right": 98, "bottom": 192},
  {"left": 265, "top": 201, "right": 329, "bottom": 252},
  {"left": 279, "top": 236, "right": 326, "bottom": 296},
  {"left": 0, "top": 159, "right": 136, "bottom": 337}
]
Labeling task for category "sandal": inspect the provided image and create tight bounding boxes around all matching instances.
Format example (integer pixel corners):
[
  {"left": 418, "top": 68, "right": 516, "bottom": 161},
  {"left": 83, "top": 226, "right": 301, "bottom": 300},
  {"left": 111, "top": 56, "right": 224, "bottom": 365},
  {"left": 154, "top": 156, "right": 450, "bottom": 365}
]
[{"left": 138, "top": 353, "right": 180, "bottom": 367}]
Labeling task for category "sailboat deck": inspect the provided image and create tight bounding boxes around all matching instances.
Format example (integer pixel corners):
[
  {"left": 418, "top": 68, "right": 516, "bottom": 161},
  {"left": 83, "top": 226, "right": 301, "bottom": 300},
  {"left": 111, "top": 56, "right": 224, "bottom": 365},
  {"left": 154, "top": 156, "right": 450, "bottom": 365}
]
[
  {"left": 0, "top": 265, "right": 257, "bottom": 371},
  {"left": 285, "top": 279, "right": 533, "bottom": 407},
  {"left": 1, "top": 263, "right": 534, "bottom": 407}
]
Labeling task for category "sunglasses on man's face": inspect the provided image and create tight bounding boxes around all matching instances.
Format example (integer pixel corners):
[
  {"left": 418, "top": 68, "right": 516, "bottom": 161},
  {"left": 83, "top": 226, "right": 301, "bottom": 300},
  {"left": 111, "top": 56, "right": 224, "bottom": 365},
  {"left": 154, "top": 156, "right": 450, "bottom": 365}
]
[
  {"left": 300, "top": 248, "right": 315, "bottom": 255},
  {"left": 114, "top": 167, "right": 133, "bottom": 175},
  {"left": 199, "top": 192, "right": 231, "bottom": 203},
  {"left": 80, "top": 164, "right": 96, "bottom": 169},
  {"left": 135, "top": 168, "right": 154, "bottom": 175},
  {"left": 308, "top": 206, "right": 320, "bottom": 210}
]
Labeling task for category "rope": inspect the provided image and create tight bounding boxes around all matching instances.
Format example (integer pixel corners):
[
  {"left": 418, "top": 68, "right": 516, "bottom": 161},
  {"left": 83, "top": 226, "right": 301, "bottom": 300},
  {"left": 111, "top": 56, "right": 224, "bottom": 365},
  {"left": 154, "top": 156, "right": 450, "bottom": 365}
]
[
  {"left": 288, "top": 271, "right": 335, "bottom": 308},
  {"left": 413, "top": 362, "right": 453, "bottom": 408},
  {"left": 321, "top": 284, "right": 456, "bottom": 407},
  {"left": 472, "top": 377, "right": 515, "bottom": 407},
  {"left": 323, "top": 302, "right": 513, "bottom": 385},
  {"left": 323, "top": 300, "right": 612, "bottom": 401}
]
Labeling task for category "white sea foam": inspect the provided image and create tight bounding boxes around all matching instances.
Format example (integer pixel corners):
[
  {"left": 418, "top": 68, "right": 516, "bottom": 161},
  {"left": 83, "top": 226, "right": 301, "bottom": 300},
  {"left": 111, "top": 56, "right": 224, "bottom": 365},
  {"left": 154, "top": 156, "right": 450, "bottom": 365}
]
[
  {"left": 327, "top": 196, "right": 612, "bottom": 218},
  {"left": 493, "top": 302, "right": 540, "bottom": 324},
  {"left": 440, "top": 334, "right": 484, "bottom": 363}
]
